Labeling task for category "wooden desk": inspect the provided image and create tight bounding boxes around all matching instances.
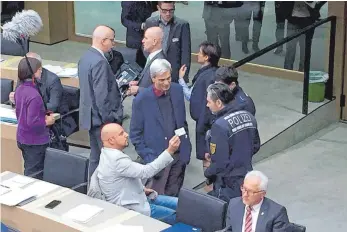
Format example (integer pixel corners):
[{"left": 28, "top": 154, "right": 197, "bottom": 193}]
[
  {"left": 1, "top": 172, "right": 170, "bottom": 232},
  {"left": 0, "top": 123, "right": 23, "bottom": 174},
  {"left": 0, "top": 55, "right": 79, "bottom": 88}
]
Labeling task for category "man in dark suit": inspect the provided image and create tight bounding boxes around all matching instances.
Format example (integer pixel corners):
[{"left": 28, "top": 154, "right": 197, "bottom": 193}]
[
  {"left": 130, "top": 59, "right": 192, "bottom": 196},
  {"left": 78, "top": 25, "right": 123, "bottom": 180},
  {"left": 144, "top": 1, "right": 191, "bottom": 83},
  {"left": 121, "top": 1, "right": 156, "bottom": 68},
  {"left": 127, "top": 27, "right": 165, "bottom": 96},
  {"left": 221, "top": 170, "right": 289, "bottom": 232}
]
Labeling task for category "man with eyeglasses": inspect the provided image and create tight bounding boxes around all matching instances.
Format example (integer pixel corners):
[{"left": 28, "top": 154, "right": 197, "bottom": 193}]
[
  {"left": 204, "top": 83, "right": 260, "bottom": 203},
  {"left": 144, "top": 1, "right": 191, "bottom": 83},
  {"left": 78, "top": 25, "right": 123, "bottom": 181},
  {"left": 219, "top": 170, "right": 289, "bottom": 232}
]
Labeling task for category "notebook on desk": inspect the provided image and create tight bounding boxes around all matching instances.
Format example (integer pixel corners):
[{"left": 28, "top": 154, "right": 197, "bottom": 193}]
[{"left": 161, "top": 223, "right": 202, "bottom": 232}]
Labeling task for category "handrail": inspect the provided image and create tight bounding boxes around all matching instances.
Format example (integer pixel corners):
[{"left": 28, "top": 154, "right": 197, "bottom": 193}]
[{"left": 233, "top": 16, "right": 336, "bottom": 68}]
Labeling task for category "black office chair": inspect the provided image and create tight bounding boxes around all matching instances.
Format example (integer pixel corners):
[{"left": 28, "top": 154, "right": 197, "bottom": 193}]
[
  {"left": 288, "top": 222, "right": 306, "bottom": 232},
  {"left": 0, "top": 78, "right": 14, "bottom": 104},
  {"left": 61, "top": 85, "right": 80, "bottom": 135},
  {"left": 175, "top": 188, "right": 228, "bottom": 232},
  {"left": 1, "top": 34, "right": 29, "bottom": 56},
  {"left": 30, "top": 148, "right": 89, "bottom": 194}
]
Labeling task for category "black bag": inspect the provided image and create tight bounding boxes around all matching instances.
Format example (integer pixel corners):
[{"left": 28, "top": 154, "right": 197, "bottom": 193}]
[
  {"left": 116, "top": 61, "right": 143, "bottom": 94},
  {"left": 105, "top": 49, "right": 125, "bottom": 75}
]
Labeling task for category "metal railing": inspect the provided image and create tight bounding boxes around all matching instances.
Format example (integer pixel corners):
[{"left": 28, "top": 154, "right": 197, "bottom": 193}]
[{"left": 233, "top": 16, "right": 337, "bottom": 115}]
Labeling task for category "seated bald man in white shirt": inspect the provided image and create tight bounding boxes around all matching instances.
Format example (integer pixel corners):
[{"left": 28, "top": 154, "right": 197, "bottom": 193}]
[
  {"left": 88, "top": 123, "right": 180, "bottom": 225},
  {"left": 221, "top": 170, "right": 289, "bottom": 232}
]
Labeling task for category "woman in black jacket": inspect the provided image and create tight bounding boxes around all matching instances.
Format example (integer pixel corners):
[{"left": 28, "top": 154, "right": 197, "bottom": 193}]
[{"left": 178, "top": 41, "right": 221, "bottom": 169}]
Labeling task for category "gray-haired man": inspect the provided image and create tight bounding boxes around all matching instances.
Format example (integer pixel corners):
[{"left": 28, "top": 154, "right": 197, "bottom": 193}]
[
  {"left": 130, "top": 59, "right": 192, "bottom": 196},
  {"left": 221, "top": 170, "right": 290, "bottom": 232}
]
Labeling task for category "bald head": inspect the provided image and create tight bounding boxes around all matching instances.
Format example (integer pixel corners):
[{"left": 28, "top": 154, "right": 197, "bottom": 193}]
[
  {"left": 142, "top": 27, "right": 163, "bottom": 53},
  {"left": 26, "top": 52, "right": 42, "bottom": 63},
  {"left": 101, "top": 123, "right": 129, "bottom": 150},
  {"left": 92, "top": 25, "right": 115, "bottom": 53},
  {"left": 146, "top": 27, "right": 164, "bottom": 41}
]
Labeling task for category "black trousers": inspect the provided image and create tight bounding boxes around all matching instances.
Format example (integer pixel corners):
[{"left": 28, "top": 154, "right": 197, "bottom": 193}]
[{"left": 17, "top": 142, "right": 48, "bottom": 179}]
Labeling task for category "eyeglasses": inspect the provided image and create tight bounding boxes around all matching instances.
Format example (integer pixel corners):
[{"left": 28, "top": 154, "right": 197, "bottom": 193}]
[
  {"left": 103, "top": 37, "right": 116, "bottom": 45},
  {"left": 240, "top": 185, "right": 264, "bottom": 196},
  {"left": 159, "top": 6, "right": 175, "bottom": 14}
]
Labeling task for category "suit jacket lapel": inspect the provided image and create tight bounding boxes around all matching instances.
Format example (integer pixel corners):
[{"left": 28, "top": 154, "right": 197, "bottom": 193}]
[
  {"left": 169, "top": 87, "right": 180, "bottom": 124},
  {"left": 236, "top": 201, "right": 246, "bottom": 232},
  {"left": 139, "top": 52, "right": 162, "bottom": 84},
  {"left": 149, "top": 90, "right": 165, "bottom": 130},
  {"left": 166, "top": 21, "right": 177, "bottom": 53},
  {"left": 255, "top": 198, "right": 269, "bottom": 232}
]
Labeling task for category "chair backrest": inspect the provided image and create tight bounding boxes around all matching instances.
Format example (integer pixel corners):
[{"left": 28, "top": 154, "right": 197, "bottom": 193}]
[
  {"left": 43, "top": 148, "right": 88, "bottom": 194},
  {"left": 62, "top": 85, "right": 80, "bottom": 110},
  {"left": 176, "top": 188, "right": 228, "bottom": 232},
  {"left": 288, "top": 222, "right": 306, "bottom": 232},
  {"left": 1, "top": 34, "right": 29, "bottom": 56},
  {"left": 0, "top": 78, "right": 14, "bottom": 104}
]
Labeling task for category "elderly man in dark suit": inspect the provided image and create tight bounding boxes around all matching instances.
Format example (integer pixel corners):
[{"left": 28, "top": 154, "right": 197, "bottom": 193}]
[
  {"left": 126, "top": 27, "right": 165, "bottom": 96},
  {"left": 130, "top": 59, "right": 192, "bottom": 197},
  {"left": 144, "top": 1, "right": 191, "bottom": 83},
  {"left": 220, "top": 170, "right": 289, "bottom": 232},
  {"left": 78, "top": 25, "right": 123, "bottom": 180}
]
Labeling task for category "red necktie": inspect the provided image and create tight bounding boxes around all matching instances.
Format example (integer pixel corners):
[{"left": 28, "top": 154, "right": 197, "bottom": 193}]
[{"left": 245, "top": 206, "right": 253, "bottom": 232}]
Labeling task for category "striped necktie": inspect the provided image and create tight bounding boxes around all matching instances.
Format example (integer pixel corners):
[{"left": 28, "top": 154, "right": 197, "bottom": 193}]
[{"left": 245, "top": 206, "right": 252, "bottom": 232}]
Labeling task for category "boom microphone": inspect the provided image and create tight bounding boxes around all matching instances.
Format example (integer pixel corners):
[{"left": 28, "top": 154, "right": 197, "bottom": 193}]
[{"left": 1, "top": 10, "right": 43, "bottom": 42}]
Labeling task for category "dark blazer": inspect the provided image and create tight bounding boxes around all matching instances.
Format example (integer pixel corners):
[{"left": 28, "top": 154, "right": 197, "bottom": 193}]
[
  {"left": 130, "top": 83, "right": 192, "bottom": 164},
  {"left": 121, "top": 1, "right": 154, "bottom": 49},
  {"left": 145, "top": 15, "right": 191, "bottom": 83},
  {"left": 38, "top": 69, "right": 77, "bottom": 136},
  {"left": 78, "top": 47, "right": 123, "bottom": 130},
  {"left": 189, "top": 65, "right": 218, "bottom": 160},
  {"left": 138, "top": 50, "right": 166, "bottom": 90},
  {"left": 225, "top": 197, "right": 289, "bottom": 232}
]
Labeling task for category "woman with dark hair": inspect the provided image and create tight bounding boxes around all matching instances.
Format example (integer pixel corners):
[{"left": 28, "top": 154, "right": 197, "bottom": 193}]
[
  {"left": 15, "top": 57, "right": 55, "bottom": 179},
  {"left": 178, "top": 41, "right": 221, "bottom": 169}
]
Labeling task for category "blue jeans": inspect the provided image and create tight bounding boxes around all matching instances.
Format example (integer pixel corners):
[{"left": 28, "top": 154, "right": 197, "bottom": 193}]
[{"left": 149, "top": 195, "right": 178, "bottom": 225}]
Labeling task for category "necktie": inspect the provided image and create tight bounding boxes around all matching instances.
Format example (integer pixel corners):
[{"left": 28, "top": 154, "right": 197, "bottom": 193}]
[
  {"left": 145, "top": 57, "right": 151, "bottom": 68},
  {"left": 245, "top": 206, "right": 252, "bottom": 232}
]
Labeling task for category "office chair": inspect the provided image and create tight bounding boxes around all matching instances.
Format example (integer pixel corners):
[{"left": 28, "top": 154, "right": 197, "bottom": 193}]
[
  {"left": 288, "top": 222, "right": 306, "bottom": 232},
  {"left": 175, "top": 188, "right": 228, "bottom": 232},
  {"left": 61, "top": 85, "right": 80, "bottom": 135},
  {"left": 0, "top": 78, "right": 14, "bottom": 104},
  {"left": 1, "top": 34, "right": 29, "bottom": 56},
  {"left": 30, "top": 148, "right": 89, "bottom": 194}
]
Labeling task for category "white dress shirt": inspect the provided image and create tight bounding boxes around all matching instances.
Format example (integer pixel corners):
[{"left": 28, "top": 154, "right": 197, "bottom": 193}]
[
  {"left": 242, "top": 200, "right": 264, "bottom": 232},
  {"left": 92, "top": 46, "right": 107, "bottom": 60},
  {"left": 147, "top": 49, "right": 163, "bottom": 65}
]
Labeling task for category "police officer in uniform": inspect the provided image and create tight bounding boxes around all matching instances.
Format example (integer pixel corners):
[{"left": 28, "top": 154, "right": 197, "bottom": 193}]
[
  {"left": 204, "top": 83, "right": 260, "bottom": 202},
  {"left": 215, "top": 65, "right": 256, "bottom": 116}
]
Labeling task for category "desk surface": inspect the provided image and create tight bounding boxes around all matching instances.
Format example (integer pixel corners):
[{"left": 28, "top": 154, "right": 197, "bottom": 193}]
[
  {"left": 0, "top": 172, "right": 170, "bottom": 232},
  {"left": 1, "top": 55, "right": 79, "bottom": 87}
]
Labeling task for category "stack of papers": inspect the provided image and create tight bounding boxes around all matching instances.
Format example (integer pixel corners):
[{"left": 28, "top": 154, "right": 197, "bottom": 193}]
[
  {"left": 0, "top": 188, "right": 36, "bottom": 206},
  {"left": 0, "top": 107, "right": 17, "bottom": 124},
  {"left": 24, "top": 181, "right": 58, "bottom": 198},
  {"left": 1, "top": 175, "right": 35, "bottom": 189},
  {"left": 43, "top": 65, "right": 78, "bottom": 78},
  {"left": 0, "top": 186, "right": 11, "bottom": 196},
  {"left": 99, "top": 224, "right": 144, "bottom": 232},
  {"left": 63, "top": 204, "right": 104, "bottom": 223}
]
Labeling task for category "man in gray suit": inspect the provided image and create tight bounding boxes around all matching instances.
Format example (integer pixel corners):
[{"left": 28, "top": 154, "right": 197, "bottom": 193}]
[
  {"left": 78, "top": 25, "right": 123, "bottom": 180},
  {"left": 127, "top": 27, "right": 165, "bottom": 96},
  {"left": 145, "top": 1, "right": 191, "bottom": 83},
  {"left": 222, "top": 170, "right": 289, "bottom": 232},
  {"left": 88, "top": 123, "right": 179, "bottom": 225}
]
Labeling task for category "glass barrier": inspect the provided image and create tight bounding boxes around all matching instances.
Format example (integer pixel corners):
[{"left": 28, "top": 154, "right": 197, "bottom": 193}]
[{"left": 74, "top": 1, "right": 329, "bottom": 71}]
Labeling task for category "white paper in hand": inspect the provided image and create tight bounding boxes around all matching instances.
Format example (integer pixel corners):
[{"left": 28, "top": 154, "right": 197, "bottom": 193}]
[{"left": 174, "top": 127, "right": 186, "bottom": 137}]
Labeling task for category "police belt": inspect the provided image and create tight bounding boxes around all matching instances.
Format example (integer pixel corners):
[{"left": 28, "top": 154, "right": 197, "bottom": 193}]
[{"left": 221, "top": 166, "right": 248, "bottom": 188}]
